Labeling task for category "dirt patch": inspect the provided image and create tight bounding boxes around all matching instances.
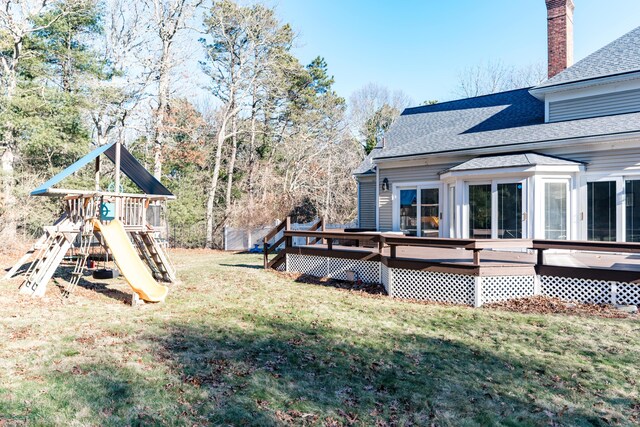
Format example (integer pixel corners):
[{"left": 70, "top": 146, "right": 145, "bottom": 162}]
[
  {"left": 169, "top": 248, "right": 229, "bottom": 255},
  {"left": 275, "top": 271, "right": 386, "bottom": 296},
  {"left": 485, "top": 296, "right": 636, "bottom": 319}
]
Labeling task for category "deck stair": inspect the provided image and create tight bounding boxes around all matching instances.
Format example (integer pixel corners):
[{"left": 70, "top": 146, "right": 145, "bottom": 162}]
[
  {"left": 263, "top": 217, "right": 291, "bottom": 270},
  {"left": 132, "top": 231, "right": 175, "bottom": 282}
]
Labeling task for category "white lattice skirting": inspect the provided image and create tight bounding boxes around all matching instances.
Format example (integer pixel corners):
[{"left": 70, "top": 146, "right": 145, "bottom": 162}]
[
  {"left": 391, "top": 268, "right": 475, "bottom": 305},
  {"left": 286, "top": 254, "right": 381, "bottom": 284},
  {"left": 540, "top": 276, "right": 640, "bottom": 305},
  {"left": 481, "top": 275, "right": 536, "bottom": 305},
  {"left": 284, "top": 254, "right": 640, "bottom": 307}
]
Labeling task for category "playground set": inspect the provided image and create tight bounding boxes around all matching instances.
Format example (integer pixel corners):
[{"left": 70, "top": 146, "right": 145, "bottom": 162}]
[{"left": 5, "top": 141, "right": 176, "bottom": 303}]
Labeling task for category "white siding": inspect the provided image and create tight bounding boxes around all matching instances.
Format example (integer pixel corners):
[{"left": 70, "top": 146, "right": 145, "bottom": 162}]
[
  {"left": 540, "top": 145, "right": 640, "bottom": 174},
  {"left": 549, "top": 88, "right": 640, "bottom": 122},
  {"left": 357, "top": 177, "right": 376, "bottom": 229},
  {"left": 378, "top": 163, "right": 457, "bottom": 231}
]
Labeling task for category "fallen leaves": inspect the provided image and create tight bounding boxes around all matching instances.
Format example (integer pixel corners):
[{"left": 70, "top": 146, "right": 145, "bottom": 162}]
[{"left": 485, "top": 296, "right": 635, "bottom": 319}]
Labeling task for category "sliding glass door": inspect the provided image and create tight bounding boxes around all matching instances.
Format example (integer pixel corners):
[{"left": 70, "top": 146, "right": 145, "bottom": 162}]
[
  {"left": 399, "top": 189, "right": 418, "bottom": 236},
  {"left": 626, "top": 180, "right": 640, "bottom": 242},
  {"left": 396, "top": 185, "right": 440, "bottom": 237},
  {"left": 497, "top": 183, "right": 522, "bottom": 239},
  {"left": 469, "top": 184, "right": 492, "bottom": 239},
  {"left": 420, "top": 188, "right": 440, "bottom": 237},
  {"left": 468, "top": 180, "right": 526, "bottom": 239},
  {"left": 587, "top": 181, "right": 617, "bottom": 241}
]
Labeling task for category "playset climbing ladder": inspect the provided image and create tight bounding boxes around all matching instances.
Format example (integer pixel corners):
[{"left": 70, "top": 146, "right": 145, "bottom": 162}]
[
  {"left": 5, "top": 141, "right": 176, "bottom": 303},
  {"left": 131, "top": 231, "right": 176, "bottom": 283}
]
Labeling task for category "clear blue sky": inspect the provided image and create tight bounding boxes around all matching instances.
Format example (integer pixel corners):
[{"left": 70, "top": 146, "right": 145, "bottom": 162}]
[{"left": 268, "top": 0, "right": 640, "bottom": 105}]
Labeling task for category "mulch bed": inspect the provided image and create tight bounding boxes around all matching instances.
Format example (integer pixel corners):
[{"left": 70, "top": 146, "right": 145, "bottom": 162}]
[{"left": 485, "top": 295, "right": 636, "bottom": 319}]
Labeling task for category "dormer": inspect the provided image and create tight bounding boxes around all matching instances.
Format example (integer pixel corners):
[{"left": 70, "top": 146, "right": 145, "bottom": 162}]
[{"left": 530, "top": 22, "right": 640, "bottom": 123}]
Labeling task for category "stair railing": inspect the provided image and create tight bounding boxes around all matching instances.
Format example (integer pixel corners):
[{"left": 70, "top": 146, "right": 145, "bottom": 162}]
[{"left": 263, "top": 217, "right": 290, "bottom": 269}]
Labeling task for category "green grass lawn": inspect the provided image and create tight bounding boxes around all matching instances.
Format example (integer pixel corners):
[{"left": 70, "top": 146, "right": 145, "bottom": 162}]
[{"left": 1, "top": 250, "right": 639, "bottom": 426}]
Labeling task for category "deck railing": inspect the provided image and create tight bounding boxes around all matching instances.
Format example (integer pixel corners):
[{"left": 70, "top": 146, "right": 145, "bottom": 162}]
[{"left": 267, "top": 229, "right": 640, "bottom": 282}]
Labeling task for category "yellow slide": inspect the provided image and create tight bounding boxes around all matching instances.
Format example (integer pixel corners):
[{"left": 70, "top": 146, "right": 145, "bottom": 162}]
[{"left": 92, "top": 219, "right": 168, "bottom": 302}]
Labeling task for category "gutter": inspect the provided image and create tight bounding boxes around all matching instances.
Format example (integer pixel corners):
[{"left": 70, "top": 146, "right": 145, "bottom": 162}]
[{"left": 529, "top": 70, "right": 640, "bottom": 99}]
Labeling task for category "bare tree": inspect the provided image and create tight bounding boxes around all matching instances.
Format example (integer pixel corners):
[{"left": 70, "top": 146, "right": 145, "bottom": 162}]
[
  {"left": 89, "top": 0, "right": 153, "bottom": 149},
  {"left": 146, "top": 0, "right": 203, "bottom": 180},
  {"left": 454, "top": 59, "right": 546, "bottom": 98},
  {"left": 0, "top": 0, "right": 71, "bottom": 238},
  {"left": 349, "top": 83, "right": 412, "bottom": 153}
]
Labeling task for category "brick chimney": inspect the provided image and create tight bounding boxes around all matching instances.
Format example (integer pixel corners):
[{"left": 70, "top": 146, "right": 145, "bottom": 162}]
[{"left": 546, "top": 0, "right": 574, "bottom": 79}]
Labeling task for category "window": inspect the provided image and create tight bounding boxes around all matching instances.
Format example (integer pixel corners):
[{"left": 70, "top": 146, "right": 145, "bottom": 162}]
[
  {"left": 587, "top": 181, "right": 617, "bottom": 241},
  {"left": 544, "top": 182, "right": 568, "bottom": 239}
]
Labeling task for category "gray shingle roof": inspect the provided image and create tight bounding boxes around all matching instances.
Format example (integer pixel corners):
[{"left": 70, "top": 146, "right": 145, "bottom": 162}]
[
  {"left": 444, "top": 153, "right": 583, "bottom": 173},
  {"left": 536, "top": 26, "right": 640, "bottom": 88},
  {"left": 353, "top": 26, "right": 640, "bottom": 175},
  {"left": 351, "top": 87, "right": 640, "bottom": 173},
  {"left": 353, "top": 147, "right": 379, "bottom": 175}
]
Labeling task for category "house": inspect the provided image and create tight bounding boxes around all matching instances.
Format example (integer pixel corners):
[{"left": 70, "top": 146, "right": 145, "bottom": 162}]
[{"left": 355, "top": 0, "right": 640, "bottom": 243}]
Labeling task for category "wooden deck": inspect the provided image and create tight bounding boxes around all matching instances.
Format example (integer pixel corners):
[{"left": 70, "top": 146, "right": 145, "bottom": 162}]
[
  {"left": 265, "top": 225, "right": 640, "bottom": 306},
  {"left": 262, "top": 222, "right": 640, "bottom": 284}
]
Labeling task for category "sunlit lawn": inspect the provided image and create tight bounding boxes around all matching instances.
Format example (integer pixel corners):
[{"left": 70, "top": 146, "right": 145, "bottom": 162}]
[{"left": 1, "top": 250, "right": 639, "bottom": 426}]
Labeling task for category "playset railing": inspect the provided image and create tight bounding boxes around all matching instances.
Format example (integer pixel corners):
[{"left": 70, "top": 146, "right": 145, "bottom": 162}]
[{"left": 64, "top": 194, "right": 162, "bottom": 230}]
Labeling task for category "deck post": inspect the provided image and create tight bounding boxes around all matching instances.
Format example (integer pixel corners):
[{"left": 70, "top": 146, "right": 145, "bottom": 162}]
[
  {"left": 327, "top": 238, "right": 333, "bottom": 251},
  {"left": 474, "top": 276, "right": 483, "bottom": 307},
  {"left": 536, "top": 248, "right": 545, "bottom": 266},
  {"left": 472, "top": 249, "right": 481, "bottom": 265},
  {"left": 533, "top": 275, "right": 542, "bottom": 295},
  {"left": 390, "top": 244, "right": 396, "bottom": 259},
  {"left": 611, "top": 283, "right": 618, "bottom": 305},
  {"left": 263, "top": 238, "right": 268, "bottom": 269},
  {"left": 378, "top": 236, "right": 384, "bottom": 253}
]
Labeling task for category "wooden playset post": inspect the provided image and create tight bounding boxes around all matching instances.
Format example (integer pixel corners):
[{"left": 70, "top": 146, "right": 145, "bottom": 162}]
[
  {"left": 114, "top": 141, "right": 121, "bottom": 220},
  {"left": 94, "top": 156, "right": 100, "bottom": 191}
]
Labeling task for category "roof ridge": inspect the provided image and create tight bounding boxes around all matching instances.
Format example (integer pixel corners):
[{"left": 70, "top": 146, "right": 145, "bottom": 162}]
[{"left": 536, "top": 25, "right": 640, "bottom": 89}]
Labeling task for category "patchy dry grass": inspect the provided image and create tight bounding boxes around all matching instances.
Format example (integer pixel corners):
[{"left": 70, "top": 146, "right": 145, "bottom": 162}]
[{"left": 1, "top": 250, "right": 639, "bottom": 426}]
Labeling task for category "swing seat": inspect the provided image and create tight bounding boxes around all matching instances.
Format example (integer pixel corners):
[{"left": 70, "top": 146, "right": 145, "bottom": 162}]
[{"left": 92, "top": 268, "right": 120, "bottom": 280}]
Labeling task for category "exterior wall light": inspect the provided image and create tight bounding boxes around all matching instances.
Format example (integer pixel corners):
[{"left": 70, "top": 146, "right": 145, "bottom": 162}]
[{"left": 381, "top": 178, "right": 389, "bottom": 192}]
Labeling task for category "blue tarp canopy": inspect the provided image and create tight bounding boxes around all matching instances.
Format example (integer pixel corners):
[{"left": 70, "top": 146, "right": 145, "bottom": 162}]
[
  {"left": 400, "top": 190, "right": 417, "bottom": 206},
  {"left": 31, "top": 142, "right": 174, "bottom": 197}
]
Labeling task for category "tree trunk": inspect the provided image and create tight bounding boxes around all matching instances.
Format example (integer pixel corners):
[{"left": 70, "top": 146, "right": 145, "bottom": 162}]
[
  {"left": 205, "top": 120, "right": 228, "bottom": 248},
  {"left": 224, "top": 115, "right": 238, "bottom": 215},
  {"left": 1, "top": 145, "right": 16, "bottom": 239},
  {"left": 1, "top": 40, "right": 21, "bottom": 239},
  {"left": 153, "top": 41, "right": 171, "bottom": 180}
]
